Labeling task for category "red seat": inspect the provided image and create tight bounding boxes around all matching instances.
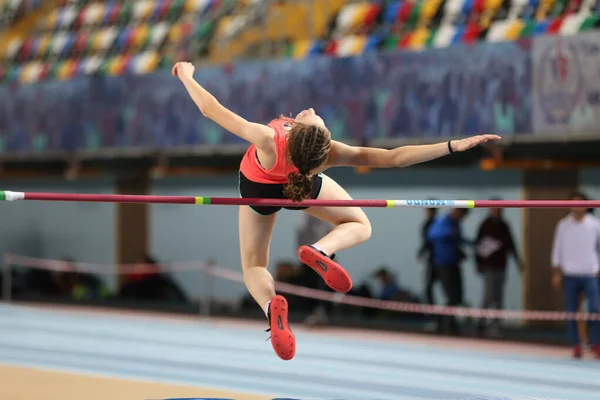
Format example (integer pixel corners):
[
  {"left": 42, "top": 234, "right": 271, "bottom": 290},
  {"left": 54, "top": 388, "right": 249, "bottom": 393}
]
[
  {"left": 547, "top": 16, "right": 565, "bottom": 34},
  {"left": 157, "top": 0, "right": 172, "bottom": 20},
  {"left": 69, "top": 59, "right": 82, "bottom": 77},
  {"left": 107, "top": 3, "right": 121, "bottom": 24},
  {"left": 565, "top": 0, "right": 582, "bottom": 15},
  {"left": 19, "top": 39, "right": 34, "bottom": 61},
  {"left": 325, "top": 40, "right": 338, "bottom": 56},
  {"left": 397, "top": 2, "right": 414, "bottom": 23},
  {"left": 74, "top": 32, "right": 89, "bottom": 54},
  {"left": 74, "top": 6, "right": 87, "bottom": 28},
  {"left": 399, "top": 32, "right": 412, "bottom": 48},
  {"left": 38, "top": 63, "right": 50, "bottom": 81},
  {"left": 470, "top": 0, "right": 485, "bottom": 23},
  {"left": 364, "top": 4, "right": 382, "bottom": 27},
  {"left": 463, "top": 22, "right": 480, "bottom": 43},
  {"left": 473, "top": 0, "right": 485, "bottom": 14},
  {"left": 125, "top": 27, "right": 137, "bottom": 49}
]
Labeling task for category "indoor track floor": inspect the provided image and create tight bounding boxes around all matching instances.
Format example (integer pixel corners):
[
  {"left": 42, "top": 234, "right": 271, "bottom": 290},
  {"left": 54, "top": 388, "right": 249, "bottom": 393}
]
[{"left": 0, "top": 304, "right": 598, "bottom": 400}]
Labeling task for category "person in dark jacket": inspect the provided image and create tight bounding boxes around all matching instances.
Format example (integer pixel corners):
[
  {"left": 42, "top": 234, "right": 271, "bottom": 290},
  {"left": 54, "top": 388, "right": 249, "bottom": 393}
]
[
  {"left": 427, "top": 208, "right": 470, "bottom": 334},
  {"left": 475, "top": 199, "right": 523, "bottom": 336},
  {"left": 417, "top": 205, "right": 438, "bottom": 306}
]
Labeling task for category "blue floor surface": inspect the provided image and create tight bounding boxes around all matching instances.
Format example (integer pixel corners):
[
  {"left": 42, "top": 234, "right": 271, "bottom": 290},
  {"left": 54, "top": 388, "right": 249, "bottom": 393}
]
[{"left": 0, "top": 304, "right": 597, "bottom": 400}]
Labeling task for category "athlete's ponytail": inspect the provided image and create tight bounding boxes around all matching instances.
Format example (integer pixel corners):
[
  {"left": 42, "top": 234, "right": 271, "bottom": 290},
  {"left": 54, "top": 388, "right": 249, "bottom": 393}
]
[
  {"left": 284, "top": 122, "right": 331, "bottom": 202},
  {"left": 284, "top": 171, "right": 314, "bottom": 202}
]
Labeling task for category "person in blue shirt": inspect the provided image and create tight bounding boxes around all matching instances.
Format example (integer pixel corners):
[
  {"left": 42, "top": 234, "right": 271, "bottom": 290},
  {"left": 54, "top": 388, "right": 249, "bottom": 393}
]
[{"left": 427, "top": 208, "right": 470, "bottom": 334}]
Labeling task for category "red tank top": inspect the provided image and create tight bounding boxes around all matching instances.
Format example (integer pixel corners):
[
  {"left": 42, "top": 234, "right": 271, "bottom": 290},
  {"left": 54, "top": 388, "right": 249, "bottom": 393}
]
[{"left": 239, "top": 118, "right": 298, "bottom": 184}]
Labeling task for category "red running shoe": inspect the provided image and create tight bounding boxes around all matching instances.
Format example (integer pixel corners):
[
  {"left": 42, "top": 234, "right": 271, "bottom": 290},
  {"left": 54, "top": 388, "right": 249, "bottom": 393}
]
[
  {"left": 297, "top": 245, "right": 353, "bottom": 293},
  {"left": 267, "top": 295, "right": 296, "bottom": 360}
]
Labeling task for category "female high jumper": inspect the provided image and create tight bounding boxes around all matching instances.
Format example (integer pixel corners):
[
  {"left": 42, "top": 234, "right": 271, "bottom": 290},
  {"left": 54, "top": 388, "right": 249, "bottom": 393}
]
[{"left": 173, "top": 61, "right": 500, "bottom": 360}]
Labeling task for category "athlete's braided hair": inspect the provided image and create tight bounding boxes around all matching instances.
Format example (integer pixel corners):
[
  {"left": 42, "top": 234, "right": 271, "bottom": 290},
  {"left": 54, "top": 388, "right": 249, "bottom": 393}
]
[{"left": 284, "top": 122, "right": 331, "bottom": 202}]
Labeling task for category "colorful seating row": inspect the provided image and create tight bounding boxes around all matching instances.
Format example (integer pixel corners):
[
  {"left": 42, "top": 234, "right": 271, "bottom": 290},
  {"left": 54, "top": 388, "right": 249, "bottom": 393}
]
[
  {"left": 8, "top": 22, "right": 177, "bottom": 62},
  {"left": 1, "top": 0, "right": 41, "bottom": 13},
  {"left": 287, "top": 0, "right": 600, "bottom": 58},
  {"left": 290, "top": 10, "right": 597, "bottom": 58},
  {"left": 337, "top": 0, "right": 597, "bottom": 34},
  {"left": 40, "top": 0, "right": 211, "bottom": 31},
  {"left": 4, "top": 0, "right": 228, "bottom": 65},
  {"left": 1, "top": 50, "right": 161, "bottom": 83}
]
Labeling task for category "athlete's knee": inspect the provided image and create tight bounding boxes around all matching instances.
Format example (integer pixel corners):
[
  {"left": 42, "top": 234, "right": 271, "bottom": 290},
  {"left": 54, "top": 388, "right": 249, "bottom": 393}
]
[
  {"left": 353, "top": 216, "right": 372, "bottom": 242},
  {"left": 361, "top": 219, "right": 372, "bottom": 241}
]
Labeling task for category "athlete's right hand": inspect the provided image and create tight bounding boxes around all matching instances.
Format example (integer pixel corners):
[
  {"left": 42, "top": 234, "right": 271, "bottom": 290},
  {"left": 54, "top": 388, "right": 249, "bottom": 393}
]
[{"left": 172, "top": 62, "right": 195, "bottom": 79}]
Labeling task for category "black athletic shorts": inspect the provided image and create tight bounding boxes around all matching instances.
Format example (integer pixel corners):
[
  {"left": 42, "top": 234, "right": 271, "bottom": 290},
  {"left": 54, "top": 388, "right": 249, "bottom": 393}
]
[{"left": 238, "top": 170, "right": 323, "bottom": 216}]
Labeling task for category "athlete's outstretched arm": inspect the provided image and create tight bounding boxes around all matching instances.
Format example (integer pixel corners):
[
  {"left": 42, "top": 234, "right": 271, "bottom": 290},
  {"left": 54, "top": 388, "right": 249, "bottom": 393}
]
[
  {"left": 328, "top": 135, "right": 500, "bottom": 168},
  {"left": 173, "top": 62, "right": 273, "bottom": 148}
]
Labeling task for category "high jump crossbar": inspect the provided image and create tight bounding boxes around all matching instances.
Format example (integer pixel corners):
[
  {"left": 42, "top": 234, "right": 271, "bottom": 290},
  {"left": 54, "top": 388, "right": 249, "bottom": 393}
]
[{"left": 0, "top": 191, "right": 597, "bottom": 208}]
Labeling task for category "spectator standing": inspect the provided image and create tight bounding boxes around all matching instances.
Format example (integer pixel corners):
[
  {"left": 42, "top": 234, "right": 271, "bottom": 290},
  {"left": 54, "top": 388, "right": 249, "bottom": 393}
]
[
  {"left": 551, "top": 191, "right": 600, "bottom": 359},
  {"left": 474, "top": 198, "right": 523, "bottom": 337},
  {"left": 417, "top": 205, "right": 438, "bottom": 306},
  {"left": 427, "top": 208, "right": 470, "bottom": 334},
  {"left": 373, "top": 267, "right": 400, "bottom": 300}
]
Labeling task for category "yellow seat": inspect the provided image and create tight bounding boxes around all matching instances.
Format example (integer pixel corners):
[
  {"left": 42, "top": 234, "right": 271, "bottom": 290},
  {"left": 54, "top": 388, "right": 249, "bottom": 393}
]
[
  {"left": 484, "top": 0, "right": 503, "bottom": 11},
  {"left": 19, "top": 63, "right": 33, "bottom": 83},
  {"left": 37, "top": 34, "right": 52, "bottom": 56},
  {"left": 108, "top": 55, "right": 123, "bottom": 76},
  {"left": 184, "top": 0, "right": 209, "bottom": 14},
  {"left": 133, "top": 24, "right": 150, "bottom": 48},
  {"left": 142, "top": 51, "right": 160, "bottom": 73},
  {"left": 85, "top": 2, "right": 105, "bottom": 26},
  {"left": 292, "top": 39, "right": 312, "bottom": 60},
  {"left": 350, "top": 35, "right": 368, "bottom": 55},
  {"left": 45, "top": 9, "right": 59, "bottom": 30},
  {"left": 410, "top": 27, "right": 430, "bottom": 50},
  {"left": 58, "top": 60, "right": 74, "bottom": 80},
  {"left": 134, "top": 0, "right": 154, "bottom": 20},
  {"left": 168, "top": 23, "right": 183, "bottom": 43},
  {"left": 504, "top": 19, "right": 525, "bottom": 41},
  {"left": 535, "top": 0, "right": 555, "bottom": 21},
  {"left": 91, "top": 29, "right": 106, "bottom": 51},
  {"left": 350, "top": 4, "right": 371, "bottom": 31},
  {"left": 420, "top": 0, "right": 443, "bottom": 25}
]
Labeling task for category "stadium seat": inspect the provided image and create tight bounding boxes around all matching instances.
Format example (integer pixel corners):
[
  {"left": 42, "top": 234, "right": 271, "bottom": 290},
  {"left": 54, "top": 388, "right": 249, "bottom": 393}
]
[
  {"left": 409, "top": 26, "right": 430, "bottom": 49},
  {"left": 579, "top": 14, "right": 598, "bottom": 31},
  {"left": 433, "top": 23, "right": 457, "bottom": 47},
  {"left": 420, "top": 0, "right": 443, "bottom": 25},
  {"left": 83, "top": 2, "right": 105, "bottom": 26},
  {"left": 547, "top": 15, "right": 565, "bottom": 32},
  {"left": 533, "top": 19, "right": 550, "bottom": 34},
  {"left": 134, "top": 0, "right": 154, "bottom": 21},
  {"left": 560, "top": 12, "right": 586, "bottom": 34}
]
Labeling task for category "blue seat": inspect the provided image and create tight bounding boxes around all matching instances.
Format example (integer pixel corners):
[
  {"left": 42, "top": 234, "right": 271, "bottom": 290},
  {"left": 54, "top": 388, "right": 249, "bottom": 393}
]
[{"left": 384, "top": 1, "right": 401, "bottom": 24}]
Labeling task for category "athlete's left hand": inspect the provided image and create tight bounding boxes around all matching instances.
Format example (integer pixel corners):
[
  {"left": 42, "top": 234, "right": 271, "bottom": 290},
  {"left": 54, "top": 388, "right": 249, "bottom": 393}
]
[{"left": 450, "top": 134, "right": 501, "bottom": 152}]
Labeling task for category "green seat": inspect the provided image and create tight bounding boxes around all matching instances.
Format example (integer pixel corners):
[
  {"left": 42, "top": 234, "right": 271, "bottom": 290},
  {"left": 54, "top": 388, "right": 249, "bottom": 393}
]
[
  {"left": 284, "top": 42, "right": 294, "bottom": 58},
  {"left": 408, "top": 1, "right": 423, "bottom": 30},
  {"left": 98, "top": 57, "right": 112, "bottom": 76},
  {"left": 49, "top": 62, "right": 62, "bottom": 79},
  {"left": 196, "top": 20, "right": 214, "bottom": 39},
  {"left": 579, "top": 15, "right": 598, "bottom": 32},
  {"left": 550, "top": 0, "right": 568, "bottom": 18},
  {"left": 426, "top": 28, "right": 438, "bottom": 47},
  {"left": 383, "top": 35, "right": 400, "bottom": 49},
  {"left": 118, "top": 2, "right": 133, "bottom": 25},
  {"left": 168, "top": 0, "right": 185, "bottom": 22},
  {"left": 519, "top": 20, "right": 536, "bottom": 37}
]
